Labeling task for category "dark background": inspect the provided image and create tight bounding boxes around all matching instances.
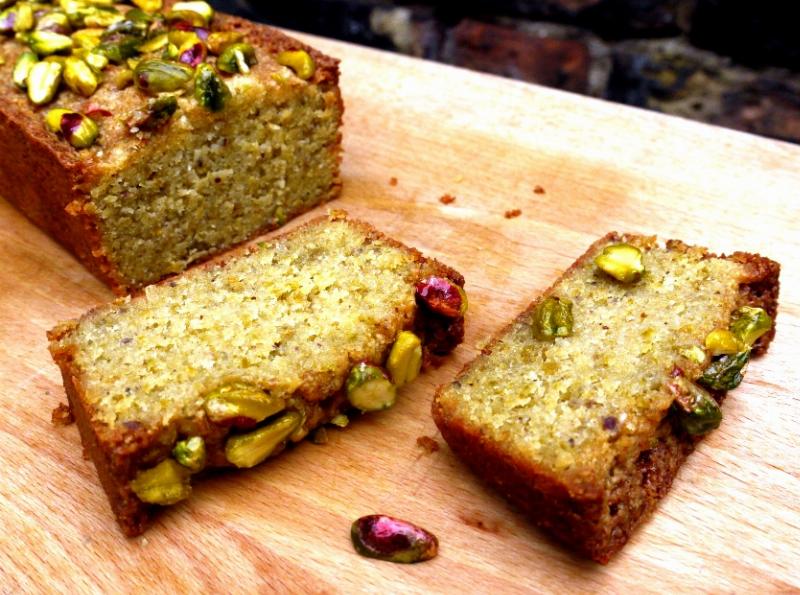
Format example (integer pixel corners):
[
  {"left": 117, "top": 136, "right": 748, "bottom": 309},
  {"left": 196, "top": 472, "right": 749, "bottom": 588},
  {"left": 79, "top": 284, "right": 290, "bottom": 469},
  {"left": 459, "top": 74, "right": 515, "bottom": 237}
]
[{"left": 212, "top": 1, "right": 800, "bottom": 144}]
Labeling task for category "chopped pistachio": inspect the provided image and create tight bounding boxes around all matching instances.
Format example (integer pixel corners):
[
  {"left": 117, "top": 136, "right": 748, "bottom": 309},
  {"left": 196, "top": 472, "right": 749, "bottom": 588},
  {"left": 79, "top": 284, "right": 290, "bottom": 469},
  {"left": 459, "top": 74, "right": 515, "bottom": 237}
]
[
  {"left": 172, "top": 436, "right": 206, "bottom": 472},
  {"left": 28, "top": 30, "right": 73, "bottom": 55},
  {"left": 704, "top": 329, "right": 745, "bottom": 356},
  {"left": 177, "top": 39, "right": 205, "bottom": 68},
  {"left": 594, "top": 243, "right": 645, "bottom": 284},
  {"left": 82, "top": 6, "right": 124, "bottom": 28},
  {"left": 166, "top": 29, "right": 200, "bottom": 48},
  {"left": 699, "top": 351, "right": 750, "bottom": 391},
  {"left": 680, "top": 345, "right": 707, "bottom": 366},
  {"left": 161, "top": 41, "right": 178, "bottom": 60},
  {"left": 12, "top": 50, "right": 37, "bottom": 88},
  {"left": 112, "top": 66, "right": 133, "bottom": 89},
  {"left": 204, "top": 381, "right": 285, "bottom": 424},
  {"left": 134, "top": 58, "right": 193, "bottom": 93},
  {"left": 194, "top": 63, "right": 230, "bottom": 111},
  {"left": 71, "top": 27, "right": 104, "bottom": 50},
  {"left": 386, "top": 330, "right": 423, "bottom": 387},
  {"left": 63, "top": 56, "right": 98, "bottom": 96},
  {"left": 170, "top": 1, "right": 213, "bottom": 24},
  {"left": 45, "top": 108, "right": 98, "bottom": 148},
  {"left": 346, "top": 363, "right": 397, "bottom": 412},
  {"left": 131, "top": 94, "right": 178, "bottom": 131},
  {"left": 26, "top": 60, "right": 63, "bottom": 105},
  {"left": 10, "top": 3, "right": 34, "bottom": 33},
  {"left": 671, "top": 378, "right": 722, "bottom": 436},
  {"left": 329, "top": 413, "right": 349, "bottom": 428},
  {"left": 206, "top": 30, "right": 243, "bottom": 55},
  {"left": 224, "top": 411, "right": 302, "bottom": 468},
  {"left": 276, "top": 49, "right": 315, "bottom": 80},
  {"left": 84, "top": 48, "right": 109, "bottom": 71},
  {"left": 96, "top": 36, "right": 141, "bottom": 63},
  {"left": 130, "top": 459, "right": 191, "bottom": 505},
  {"left": 132, "top": 0, "right": 163, "bottom": 13},
  {"left": 36, "top": 11, "right": 71, "bottom": 34},
  {"left": 415, "top": 276, "right": 467, "bottom": 318},
  {"left": 532, "top": 296, "right": 573, "bottom": 341},
  {"left": 217, "top": 42, "right": 256, "bottom": 74},
  {"left": 730, "top": 306, "right": 772, "bottom": 347},
  {"left": 137, "top": 31, "right": 167, "bottom": 53}
]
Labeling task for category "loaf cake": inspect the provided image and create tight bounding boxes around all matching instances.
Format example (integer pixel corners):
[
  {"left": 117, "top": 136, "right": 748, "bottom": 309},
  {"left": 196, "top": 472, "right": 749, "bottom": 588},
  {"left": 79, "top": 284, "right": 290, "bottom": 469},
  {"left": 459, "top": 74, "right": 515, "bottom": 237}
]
[
  {"left": 48, "top": 214, "right": 467, "bottom": 535},
  {"left": 433, "top": 233, "right": 779, "bottom": 563},
  {"left": 0, "top": 0, "right": 342, "bottom": 293}
]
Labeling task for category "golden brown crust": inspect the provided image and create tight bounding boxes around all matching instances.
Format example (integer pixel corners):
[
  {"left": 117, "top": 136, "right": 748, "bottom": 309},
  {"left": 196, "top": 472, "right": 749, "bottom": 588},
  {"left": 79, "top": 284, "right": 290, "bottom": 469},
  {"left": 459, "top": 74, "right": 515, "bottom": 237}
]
[
  {"left": 433, "top": 233, "right": 780, "bottom": 563},
  {"left": 1, "top": 9, "right": 343, "bottom": 295},
  {"left": 49, "top": 215, "right": 465, "bottom": 536}
]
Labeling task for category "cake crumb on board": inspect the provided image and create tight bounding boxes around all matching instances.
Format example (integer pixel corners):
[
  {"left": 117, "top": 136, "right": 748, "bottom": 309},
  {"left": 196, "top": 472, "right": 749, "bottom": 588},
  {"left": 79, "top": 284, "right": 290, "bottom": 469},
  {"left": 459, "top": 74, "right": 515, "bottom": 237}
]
[
  {"left": 389, "top": 177, "right": 398, "bottom": 186},
  {"left": 439, "top": 194, "right": 456, "bottom": 205},
  {"left": 416, "top": 435, "right": 440, "bottom": 455},
  {"left": 504, "top": 209, "right": 522, "bottom": 219},
  {"left": 51, "top": 403, "right": 74, "bottom": 426},
  {"left": 534, "top": 185, "right": 545, "bottom": 194}
]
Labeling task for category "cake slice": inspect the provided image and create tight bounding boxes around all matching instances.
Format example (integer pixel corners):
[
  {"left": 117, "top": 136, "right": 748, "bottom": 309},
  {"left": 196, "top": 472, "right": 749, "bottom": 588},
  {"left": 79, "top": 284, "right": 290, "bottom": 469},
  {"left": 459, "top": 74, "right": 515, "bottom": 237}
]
[
  {"left": 433, "top": 233, "right": 779, "bottom": 563},
  {"left": 0, "top": 1, "right": 342, "bottom": 293},
  {"left": 48, "top": 214, "right": 467, "bottom": 535}
]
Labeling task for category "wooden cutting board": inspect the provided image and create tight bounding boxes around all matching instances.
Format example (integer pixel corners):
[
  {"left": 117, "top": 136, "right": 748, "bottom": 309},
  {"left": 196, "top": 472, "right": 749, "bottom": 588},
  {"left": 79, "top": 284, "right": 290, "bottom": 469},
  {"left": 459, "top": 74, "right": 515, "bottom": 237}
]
[{"left": 1, "top": 31, "right": 799, "bottom": 594}]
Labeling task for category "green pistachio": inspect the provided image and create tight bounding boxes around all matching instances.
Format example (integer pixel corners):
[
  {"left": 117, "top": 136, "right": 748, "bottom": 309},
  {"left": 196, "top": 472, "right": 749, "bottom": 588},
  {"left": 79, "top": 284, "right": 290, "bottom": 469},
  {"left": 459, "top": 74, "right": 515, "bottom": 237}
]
[
  {"left": 84, "top": 48, "right": 108, "bottom": 71},
  {"left": 172, "top": 436, "right": 206, "bottom": 473},
  {"left": 137, "top": 31, "right": 167, "bottom": 53},
  {"left": 130, "top": 94, "right": 178, "bottom": 131},
  {"left": 594, "top": 243, "right": 645, "bottom": 284},
  {"left": 35, "top": 11, "right": 71, "bottom": 34},
  {"left": 28, "top": 30, "right": 73, "bottom": 55},
  {"left": 12, "top": 50, "right": 37, "bottom": 88},
  {"left": 133, "top": 58, "right": 193, "bottom": 94},
  {"left": 671, "top": 378, "right": 722, "bottom": 436},
  {"left": 132, "top": 0, "right": 162, "bottom": 12},
  {"left": 96, "top": 36, "right": 141, "bottom": 63},
  {"left": 224, "top": 411, "right": 302, "bottom": 469},
  {"left": 169, "top": 1, "right": 213, "bottom": 24},
  {"left": 704, "top": 329, "right": 745, "bottom": 356},
  {"left": 276, "top": 49, "right": 315, "bottom": 80},
  {"left": 26, "top": 60, "right": 62, "bottom": 105},
  {"left": 386, "top": 330, "right": 422, "bottom": 387},
  {"left": 217, "top": 42, "right": 257, "bottom": 74},
  {"left": 63, "top": 56, "right": 97, "bottom": 96},
  {"left": 729, "top": 306, "right": 772, "bottom": 347},
  {"left": 329, "top": 414, "right": 349, "bottom": 428},
  {"left": 206, "top": 30, "right": 243, "bottom": 55},
  {"left": 193, "top": 63, "right": 230, "bottom": 111},
  {"left": 45, "top": 108, "right": 98, "bottom": 148},
  {"left": 699, "top": 351, "right": 750, "bottom": 391},
  {"left": 161, "top": 41, "right": 178, "bottom": 60},
  {"left": 346, "top": 363, "right": 397, "bottom": 412},
  {"left": 71, "top": 26, "right": 104, "bottom": 50},
  {"left": 5, "top": 3, "right": 35, "bottom": 33},
  {"left": 203, "top": 381, "right": 285, "bottom": 424},
  {"left": 130, "top": 459, "right": 191, "bottom": 505},
  {"left": 82, "top": 6, "right": 123, "bottom": 28},
  {"left": 532, "top": 296, "right": 574, "bottom": 341}
]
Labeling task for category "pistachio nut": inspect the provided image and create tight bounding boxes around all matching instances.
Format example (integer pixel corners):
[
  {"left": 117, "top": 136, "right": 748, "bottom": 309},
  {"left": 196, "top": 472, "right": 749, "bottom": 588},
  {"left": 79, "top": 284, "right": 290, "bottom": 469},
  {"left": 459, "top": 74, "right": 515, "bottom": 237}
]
[
  {"left": 132, "top": 0, "right": 163, "bottom": 12},
  {"left": 63, "top": 56, "right": 98, "bottom": 96},
  {"left": 96, "top": 36, "right": 141, "bottom": 63},
  {"left": 532, "top": 296, "right": 573, "bottom": 341},
  {"left": 161, "top": 41, "right": 179, "bottom": 60},
  {"left": 169, "top": 1, "right": 213, "bottom": 25},
  {"left": 206, "top": 30, "right": 243, "bottom": 55},
  {"left": 346, "top": 362, "right": 397, "bottom": 412},
  {"left": 12, "top": 50, "right": 37, "bottom": 88},
  {"left": 386, "top": 330, "right": 422, "bottom": 387},
  {"left": 137, "top": 31, "right": 168, "bottom": 53},
  {"left": 166, "top": 29, "right": 200, "bottom": 48},
  {"left": 26, "top": 60, "right": 63, "bottom": 105},
  {"left": 134, "top": 58, "right": 193, "bottom": 93},
  {"left": 276, "top": 49, "right": 315, "bottom": 80},
  {"left": 594, "top": 242, "right": 645, "bottom": 284},
  {"left": 351, "top": 515, "right": 438, "bottom": 564},
  {"left": 414, "top": 276, "right": 467, "bottom": 318},
  {"left": 112, "top": 66, "right": 133, "bottom": 89},
  {"left": 203, "top": 382, "right": 285, "bottom": 425},
  {"left": 84, "top": 48, "right": 109, "bottom": 71},
  {"left": 670, "top": 377, "right": 722, "bottom": 436},
  {"left": 130, "top": 459, "right": 192, "bottom": 505},
  {"left": 45, "top": 108, "right": 98, "bottom": 148},
  {"left": 178, "top": 39, "right": 205, "bottom": 68},
  {"left": 699, "top": 351, "right": 750, "bottom": 391},
  {"left": 103, "top": 17, "right": 149, "bottom": 40},
  {"left": 704, "top": 329, "right": 744, "bottom": 356},
  {"left": 217, "top": 42, "right": 256, "bottom": 74},
  {"left": 194, "top": 63, "right": 230, "bottom": 111},
  {"left": 224, "top": 411, "right": 302, "bottom": 468},
  {"left": 82, "top": 7, "right": 124, "bottom": 28},
  {"left": 131, "top": 94, "right": 178, "bottom": 131},
  {"left": 729, "top": 306, "right": 772, "bottom": 347},
  {"left": 1, "top": 3, "right": 35, "bottom": 34},
  {"left": 36, "top": 11, "right": 71, "bottom": 34},
  {"left": 71, "top": 27, "right": 104, "bottom": 50},
  {"left": 172, "top": 436, "right": 206, "bottom": 472},
  {"left": 329, "top": 413, "right": 349, "bottom": 428},
  {"left": 28, "top": 30, "right": 73, "bottom": 55}
]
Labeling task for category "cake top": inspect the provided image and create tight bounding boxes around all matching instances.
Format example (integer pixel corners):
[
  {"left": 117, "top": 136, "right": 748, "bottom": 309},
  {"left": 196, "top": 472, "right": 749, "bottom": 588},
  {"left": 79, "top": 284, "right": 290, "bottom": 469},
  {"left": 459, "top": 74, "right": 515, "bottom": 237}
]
[
  {"left": 0, "top": 0, "right": 334, "bottom": 169},
  {"left": 50, "top": 217, "right": 449, "bottom": 428},
  {"left": 436, "top": 235, "right": 747, "bottom": 489}
]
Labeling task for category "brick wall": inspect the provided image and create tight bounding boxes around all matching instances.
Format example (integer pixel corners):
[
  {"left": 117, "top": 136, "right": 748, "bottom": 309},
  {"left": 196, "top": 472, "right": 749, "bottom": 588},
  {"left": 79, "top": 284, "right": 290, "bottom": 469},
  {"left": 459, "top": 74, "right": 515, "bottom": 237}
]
[{"left": 214, "top": 0, "right": 800, "bottom": 144}]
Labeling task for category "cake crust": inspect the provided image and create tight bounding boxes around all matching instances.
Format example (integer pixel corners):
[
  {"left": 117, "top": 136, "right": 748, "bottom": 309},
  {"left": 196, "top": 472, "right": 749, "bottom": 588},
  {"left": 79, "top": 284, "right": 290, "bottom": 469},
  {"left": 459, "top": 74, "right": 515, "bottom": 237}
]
[{"left": 432, "top": 233, "right": 779, "bottom": 563}]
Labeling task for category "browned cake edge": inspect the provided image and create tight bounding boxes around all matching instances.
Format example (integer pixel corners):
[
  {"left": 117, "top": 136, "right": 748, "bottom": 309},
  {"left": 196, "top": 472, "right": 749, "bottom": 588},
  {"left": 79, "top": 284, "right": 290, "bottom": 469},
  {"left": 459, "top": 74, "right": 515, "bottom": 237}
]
[
  {"left": 432, "top": 233, "right": 780, "bottom": 563},
  {"left": 48, "top": 214, "right": 465, "bottom": 536},
  {"left": 0, "top": 10, "right": 343, "bottom": 295}
]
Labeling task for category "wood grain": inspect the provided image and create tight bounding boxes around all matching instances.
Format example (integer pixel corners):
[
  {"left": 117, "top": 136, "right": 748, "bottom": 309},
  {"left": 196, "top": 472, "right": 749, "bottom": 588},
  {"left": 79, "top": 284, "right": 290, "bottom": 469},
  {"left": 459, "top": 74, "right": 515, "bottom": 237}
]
[{"left": 1, "top": 32, "right": 799, "bottom": 594}]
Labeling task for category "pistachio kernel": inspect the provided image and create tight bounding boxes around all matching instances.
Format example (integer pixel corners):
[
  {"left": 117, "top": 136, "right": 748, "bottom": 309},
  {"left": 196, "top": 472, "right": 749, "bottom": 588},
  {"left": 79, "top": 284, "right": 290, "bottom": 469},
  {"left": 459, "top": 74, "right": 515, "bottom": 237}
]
[
  {"left": 217, "top": 42, "right": 256, "bottom": 74},
  {"left": 178, "top": 39, "right": 206, "bottom": 68},
  {"left": 28, "top": 30, "right": 73, "bottom": 55},
  {"left": 204, "top": 381, "right": 285, "bottom": 425},
  {"left": 194, "top": 63, "right": 230, "bottom": 111},
  {"left": 45, "top": 108, "right": 99, "bottom": 148},
  {"left": 83, "top": 7, "right": 124, "bottom": 28},
  {"left": 730, "top": 306, "right": 772, "bottom": 347},
  {"left": 386, "top": 330, "right": 423, "bottom": 387},
  {"left": 206, "top": 30, "right": 243, "bottom": 55},
  {"left": 346, "top": 362, "right": 397, "bottom": 412},
  {"left": 532, "top": 296, "right": 574, "bottom": 341},
  {"left": 670, "top": 377, "right": 722, "bottom": 436},
  {"left": 679, "top": 345, "right": 707, "bottom": 366},
  {"left": 594, "top": 243, "right": 645, "bottom": 284},
  {"left": 132, "top": 0, "right": 163, "bottom": 13},
  {"left": 113, "top": 67, "right": 133, "bottom": 89},
  {"left": 704, "top": 329, "right": 744, "bottom": 356},
  {"left": 166, "top": 28, "right": 200, "bottom": 48},
  {"left": 276, "top": 49, "right": 315, "bottom": 80},
  {"left": 329, "top": 413, "right": 349, "bottom": 428},
  {"left": 36, "top": 11, "right": 71, "bottom": 35},
  {"left": 351, "top": 515, "right": 438, "bottom": 564},
  {"left": 84, "top": 48, "right": 109, "bottom": 71},
  {"left": 699, "top": 351, "right": 750, "bottom": 391},
  {"left": 172, "top": 436, "right": 206, "bottom": 473},
  {"left": 131, "top": 94, "right": 178, "bottom": 131},
  {"left": 224, "top": 411, "right": 302, "bottom": 469},
  {"left": 130, "top": 459, "right": 191, "bottom": 505},
  {"left": 1, "top": 3, "right": 35, "bottom": 33},
  {"left": 136, "top": 31, "right": 168, "bottom": 53},
  {"left": 26, "top": 60, "right": 63, "bottom": 105},
  {"left": 71, "top": 27, "right": 104, "bottom": 50},
  {"left": 162, "top": 42, "right": 179, "bottom": 60},
  {"left": 415, "top": 277, "right": 467, "bottom": 318},
  {"left": 63, "top": 56, "right": 98, "bottom": 96},
  {"left": 169, "top": 1, "right": 214, "bottom": 25},
  {"left": 96, "top": 36, "right": 141, "bottom": 63},
  {"left": 12, "top": 50, "right": 37, "bottom": 89},
  {"left": 134, "top": 58, "right": 193, "bottom": 94}
]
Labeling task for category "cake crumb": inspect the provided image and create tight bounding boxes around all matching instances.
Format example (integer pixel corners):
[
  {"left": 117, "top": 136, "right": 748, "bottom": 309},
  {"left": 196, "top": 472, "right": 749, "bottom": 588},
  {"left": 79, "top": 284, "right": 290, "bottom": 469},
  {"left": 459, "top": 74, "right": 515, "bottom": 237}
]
[
  {"left": 439, "top": 194, "right": 456, "bottom": 205},
  {"left": 458, "top": 511, "right": 502, "bottom": 534},
  {"left": 416, "top": 435, "right": 440, "bottom": 455},
  {"left": 504, "top": 209, "right": 522, "bottom": 219},
  {"left": 389, "top": 177, "right": 398, "bottom": 186},
  {"left": 534, "top": 185, "right": 545, "bottom": 194},
  {"left": 51, "top": 403, "right": 74, "bottom": 426}
]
